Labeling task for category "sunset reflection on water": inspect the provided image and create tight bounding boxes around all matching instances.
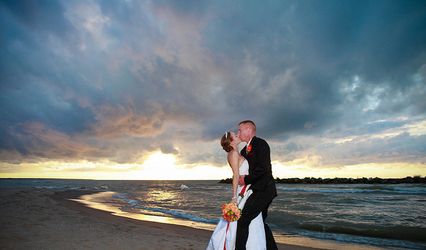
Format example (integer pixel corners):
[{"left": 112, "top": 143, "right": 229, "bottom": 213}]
[{"left": 72, "top": 191, "right": 215, "bottom": 231}]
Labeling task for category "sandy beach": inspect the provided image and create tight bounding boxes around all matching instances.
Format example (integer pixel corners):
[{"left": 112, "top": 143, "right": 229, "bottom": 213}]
[{"left": 0, "top": 188, "right": 319, "bottom": 250}]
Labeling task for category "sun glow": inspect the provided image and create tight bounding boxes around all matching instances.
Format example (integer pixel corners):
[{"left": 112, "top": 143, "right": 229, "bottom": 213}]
[
  {"left": 134, "top": 151, "right": 230, "bottom": 180},
  {"left": 135, "top": 151, "right": 178, "bottom": 180}
]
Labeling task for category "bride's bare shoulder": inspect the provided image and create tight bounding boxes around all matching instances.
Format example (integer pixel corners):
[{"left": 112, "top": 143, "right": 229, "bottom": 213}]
[{"left": 227, "top": 150, "right": 238, "bottom": 158}]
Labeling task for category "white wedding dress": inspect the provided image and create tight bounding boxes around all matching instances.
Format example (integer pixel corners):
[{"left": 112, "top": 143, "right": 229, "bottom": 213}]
[{"left": 207, "top": 160, "right": 266, "bottom": 250}]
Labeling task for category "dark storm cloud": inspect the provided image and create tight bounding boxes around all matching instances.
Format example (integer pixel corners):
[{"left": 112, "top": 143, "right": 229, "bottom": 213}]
[
  {"left": 0, "top": 0, "right": 213, "bottom": 163},
  {"left": 202, "top": 0, "right": 426, "bottom": 138},
  {"left": 0, "top": 0, "right": 72, "bottom": 36},
  {"left": 0, "top": 0, "right": 425, "bottom": 168}
]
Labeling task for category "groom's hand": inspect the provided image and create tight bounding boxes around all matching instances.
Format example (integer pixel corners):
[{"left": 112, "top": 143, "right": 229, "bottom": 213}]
[{"left": 238, "top": 175, "right": 245, "bottom": 185}]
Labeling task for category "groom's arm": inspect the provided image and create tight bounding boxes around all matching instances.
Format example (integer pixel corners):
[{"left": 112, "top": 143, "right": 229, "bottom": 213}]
[{"left": 244, "top": 140, "right": 270, "bottom": 185}]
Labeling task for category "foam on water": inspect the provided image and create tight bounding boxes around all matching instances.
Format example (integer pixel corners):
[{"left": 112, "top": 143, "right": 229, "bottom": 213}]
[{"left": 112, "top": 192, "right": 219, "bottom": 224}]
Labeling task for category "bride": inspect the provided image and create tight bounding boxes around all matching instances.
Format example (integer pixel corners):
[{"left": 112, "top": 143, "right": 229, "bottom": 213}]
[{"left": 207, "top": 132, "right": 266, "bottom": 250}]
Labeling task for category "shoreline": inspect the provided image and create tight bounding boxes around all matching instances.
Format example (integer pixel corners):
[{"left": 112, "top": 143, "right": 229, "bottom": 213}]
[
  {"left": 0, "top": 187, "right": 319, "bottom": 250},
  {"left": 56, "top": 190, "right": 321, "bottom": 250},
  {"left": 69, "top": 190, "right": 386, "bottom": 250}
]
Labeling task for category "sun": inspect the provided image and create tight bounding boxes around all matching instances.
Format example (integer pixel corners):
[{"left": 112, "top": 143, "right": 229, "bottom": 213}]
[
  {"left": 131, "top": 151, "right": 230, "bottom": 180},
  {"left": 144, "top": 152, "right": 176, "bottom": 168},
  {"left": 136, "top": 152, "right": 178, "bottom": 180}
]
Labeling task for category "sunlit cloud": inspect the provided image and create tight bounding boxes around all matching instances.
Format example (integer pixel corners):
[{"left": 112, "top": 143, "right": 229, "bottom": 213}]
[{"left": 273, "top": 162, "right": 426, "bottom": 179}]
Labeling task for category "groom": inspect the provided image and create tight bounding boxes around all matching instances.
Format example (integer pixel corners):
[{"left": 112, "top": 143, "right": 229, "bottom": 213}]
[{"left": 236, "top": 120, "right": 278, "bottom": 250}]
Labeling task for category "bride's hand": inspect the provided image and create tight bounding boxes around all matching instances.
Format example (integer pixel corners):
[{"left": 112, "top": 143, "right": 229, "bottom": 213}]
[{"left": 231, "top": 196, "right": 237, "bottom": 204}]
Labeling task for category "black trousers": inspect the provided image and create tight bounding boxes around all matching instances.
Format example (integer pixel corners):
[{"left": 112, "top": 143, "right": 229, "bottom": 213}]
[{"left": 235, "top": 186, "right": 277, "bottom": 250}]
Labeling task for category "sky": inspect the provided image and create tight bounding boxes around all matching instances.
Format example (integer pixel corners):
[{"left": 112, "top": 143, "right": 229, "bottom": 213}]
[{"left": 1, "top": 0, "right": 426, "bottom": 180}]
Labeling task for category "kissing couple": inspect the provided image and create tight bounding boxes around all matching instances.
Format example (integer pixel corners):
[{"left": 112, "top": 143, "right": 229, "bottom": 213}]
[{"left": 207, "top": 120, "right": 278, "bottom": 250}]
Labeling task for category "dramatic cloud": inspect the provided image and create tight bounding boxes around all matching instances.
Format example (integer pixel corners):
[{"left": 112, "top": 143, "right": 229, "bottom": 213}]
[{"left": 1, "top": 0, "right": 425, "bottom": 177}]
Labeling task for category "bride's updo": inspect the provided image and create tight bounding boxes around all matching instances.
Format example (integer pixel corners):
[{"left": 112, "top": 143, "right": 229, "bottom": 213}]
[{"left": 221, "top": 132, "right": 233, "bottom": 152}]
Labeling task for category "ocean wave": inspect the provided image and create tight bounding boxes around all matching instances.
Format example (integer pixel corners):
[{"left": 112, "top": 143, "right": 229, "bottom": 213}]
[
  {"left": 298, "top": 230, "right": 426, "bottom": 250},
  {"left": 299, "top": 222, "right": 426, "bottom": 243},
  {"left": 112, "top": 192, "right": 218, "bottom": 224},
  {"left": 138, "top": 206, "right": 218, "bottom": 224},
  {"left": 112, "top": 193, "right": 128, "bottom": 199},
  {"left": 277, "top": 185, "right": 426, "bottom": 195},
  {"left": 112, "top": 193, "right": 140, "bottom": 207}
]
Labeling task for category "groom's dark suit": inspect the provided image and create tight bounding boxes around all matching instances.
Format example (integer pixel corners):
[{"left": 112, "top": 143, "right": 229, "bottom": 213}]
[{"left": 236, "top": 136, "right": 278, "bottom": 250}]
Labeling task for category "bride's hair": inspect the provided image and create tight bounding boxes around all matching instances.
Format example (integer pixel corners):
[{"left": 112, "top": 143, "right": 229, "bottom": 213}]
[{"left": 221, "top": 132, "right": 233, "bottom": 152}]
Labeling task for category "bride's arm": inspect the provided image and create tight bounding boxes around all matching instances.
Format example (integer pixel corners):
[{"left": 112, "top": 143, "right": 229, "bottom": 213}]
[{"left": 227, "top": 151, "right": 240, "bottom": 202}]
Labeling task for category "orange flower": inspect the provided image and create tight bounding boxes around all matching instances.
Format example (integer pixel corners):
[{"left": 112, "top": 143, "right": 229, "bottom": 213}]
[{"left": 221, "top": 202, "right": 241, "bottom": 222}]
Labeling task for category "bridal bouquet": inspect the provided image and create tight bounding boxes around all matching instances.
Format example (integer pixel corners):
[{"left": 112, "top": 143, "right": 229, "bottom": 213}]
[{"left": 221, "top": 202, "right": 241, "bottom": 222}]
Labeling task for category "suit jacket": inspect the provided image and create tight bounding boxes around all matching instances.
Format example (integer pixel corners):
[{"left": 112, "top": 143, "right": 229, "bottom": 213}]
[{"left": 241, "top": 136, "right": 277, "bottom": 194}]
